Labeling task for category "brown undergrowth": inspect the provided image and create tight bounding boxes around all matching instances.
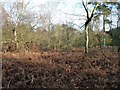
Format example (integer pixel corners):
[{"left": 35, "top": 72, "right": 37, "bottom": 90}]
[{"left": 2, "top": 48, "right": 119, "bottom": 88}]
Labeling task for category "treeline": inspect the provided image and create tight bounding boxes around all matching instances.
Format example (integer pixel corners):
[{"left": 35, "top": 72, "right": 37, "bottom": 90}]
[
  {"left": 1, "top": 1, "right": 120, "bottom": 52},
  {"left": 2, "top": 20, "right": 120, "bottom": 51}
]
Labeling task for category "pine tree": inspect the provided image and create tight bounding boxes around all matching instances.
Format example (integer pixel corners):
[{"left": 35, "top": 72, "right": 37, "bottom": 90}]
[{"left": 95, "top": 2, "right": 112, "bottom": 46}]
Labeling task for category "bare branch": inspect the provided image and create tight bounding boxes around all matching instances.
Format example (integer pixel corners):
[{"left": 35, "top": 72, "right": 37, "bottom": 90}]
[
  {"left": 82, "top": 0, "right": 89, "bottom": 19},
  {"left": 73, "top": 23, "right": 85, "bottom": 29},
  {"left": 90, "top": 3, "right": 98, "bottom": 20},
  {"left": 66, "top": 16, "right": 87, "bottom": 21},
  {"left": 23, "top": 0, "right": 31, "bottom": 10},
  {"left": 31, "top": 16, "right": 42, "bottom": 29},
  {"left": 60, "top": 10, "right": 87, "bottom": 17}
]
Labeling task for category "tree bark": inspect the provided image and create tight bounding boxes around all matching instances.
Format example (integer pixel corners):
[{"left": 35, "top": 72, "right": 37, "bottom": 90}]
[
  {"left": 82, "top": 0, "right": 98, "bottom": 54},
  {"left": 103, "top": 15, "right": 106, "bottom": 47},
  {"left": 85, "top": 24, "right": 89, "bottom": 54},
  {"left": 14, "top": 24, "right": 18, "bottom": 50}
]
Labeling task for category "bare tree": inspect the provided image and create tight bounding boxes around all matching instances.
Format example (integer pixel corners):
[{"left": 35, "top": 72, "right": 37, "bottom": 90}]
[
  {"left": 7, "top": 0, "right": 31, "bottom": 49},
  {"left": 82, "top": 0, "right": 98, "bottom": 54}
]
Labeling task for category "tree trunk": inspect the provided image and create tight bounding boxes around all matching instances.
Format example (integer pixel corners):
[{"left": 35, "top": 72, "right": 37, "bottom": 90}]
[
  {"left": 85, "top": 24, "right": 89, "bottom": 54},
  {"left": 66, "top": 29, "right": 69, "bottom": 49},
  {"left": 48, "top": 13, "right": 52, "bottom": 48},
  {"left": 13, "top": 29, "right": 18, "bottom": 50},
  {"left": 82, "top": 0, "right": 98, "bottom": 54},
  {"left": 14, "top": 23, "right": 19, "bottom": 50},
  {"left": 117, "top": 9, "right": 120, "bottom": 28},
  {"left": 110, "top": 14, "right": 112, "bottom": 30},
  {"left": 103, "top": 16, "right": 106, "bottom": 47}
]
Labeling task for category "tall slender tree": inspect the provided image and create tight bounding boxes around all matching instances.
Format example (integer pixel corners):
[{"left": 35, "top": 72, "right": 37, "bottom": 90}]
[
  {"left": 82, "top": 0, "right": 98, "bottom": 54},
  {"left": 7, "top": 0, "right": 31, "bottom": 49},
  {"left": 96, "top": 3, "right": 112, "bottom": 47}
]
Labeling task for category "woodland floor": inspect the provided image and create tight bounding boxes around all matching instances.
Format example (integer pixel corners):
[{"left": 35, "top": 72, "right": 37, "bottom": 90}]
[{"left": 2, "top": 47, "right": 120, "bottom": 89}]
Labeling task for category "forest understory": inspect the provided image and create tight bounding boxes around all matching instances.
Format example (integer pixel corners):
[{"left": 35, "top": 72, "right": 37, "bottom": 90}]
[
  {"left": 2, "top": 47, "right": 120, "bottom": 89},
  {"left": 1, "top": 0, "right": 120, "bottom": 89}
]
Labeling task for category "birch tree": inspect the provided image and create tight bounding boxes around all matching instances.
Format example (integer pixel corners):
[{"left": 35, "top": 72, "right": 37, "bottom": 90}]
[
  {"left": 82, "top": 0, "right": 98, "bottom": 54},
  {"left": 8, "top": 0, "right": 30, "bottom": 49}
]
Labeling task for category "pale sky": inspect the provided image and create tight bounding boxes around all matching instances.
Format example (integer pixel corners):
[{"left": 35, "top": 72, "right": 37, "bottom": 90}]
[
  {"left": 30, "top": 0, "right": 119, "bottom": 31},
  {"left": 1, "top": 0, "right": 120, "bottom": 31},
  {"left": 28, "top": 0, "right": 86, "bottom": 30}
]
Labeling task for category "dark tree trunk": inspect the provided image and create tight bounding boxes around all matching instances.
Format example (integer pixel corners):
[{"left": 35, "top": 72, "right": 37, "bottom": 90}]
[{"left": 103, "top": 16, "right": 106, "bottom": 47}]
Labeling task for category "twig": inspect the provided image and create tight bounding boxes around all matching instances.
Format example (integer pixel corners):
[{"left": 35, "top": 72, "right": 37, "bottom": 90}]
[
  {"left": 31, "top": 75, "right": 34, "bottom": 83},
  {"left": 7, "top": 80, "right": 11, "bottom": 88},
  {"left": 86, "top": 61, "right": 95, "bottom": 70}
]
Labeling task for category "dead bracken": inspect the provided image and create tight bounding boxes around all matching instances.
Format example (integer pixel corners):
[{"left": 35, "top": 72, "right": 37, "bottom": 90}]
[{"left": 2, "top": 48, "right": 119, "bottom": 88}]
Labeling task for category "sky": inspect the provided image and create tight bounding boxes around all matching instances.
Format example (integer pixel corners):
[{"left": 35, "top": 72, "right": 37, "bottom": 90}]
[
  {"left": 29, "top": 0, "right": 88, "bottom": 30},
  {"left": 29, "top": 0, "right": 119, "bottom": 31},
  {"left": 1, "top": 0, "right": 120, "bottom": 31}
]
